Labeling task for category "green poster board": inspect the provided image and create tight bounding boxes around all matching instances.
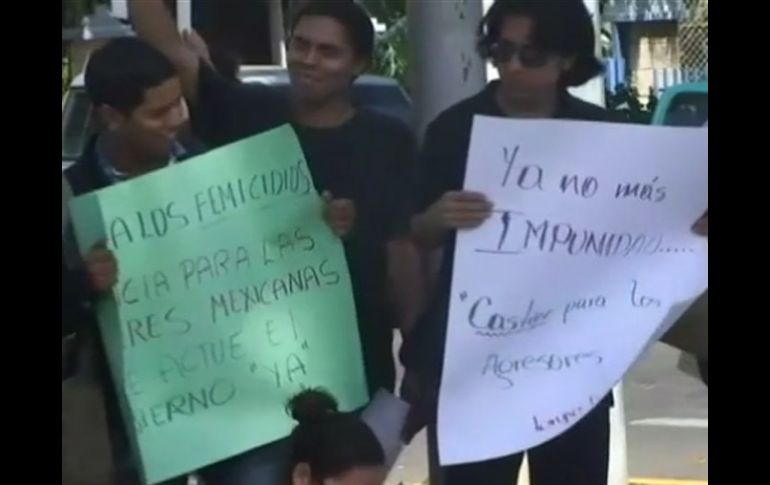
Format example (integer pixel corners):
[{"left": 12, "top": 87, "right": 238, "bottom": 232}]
[{"left": 69, "top": 125, "right": 368, "bottom": 484}]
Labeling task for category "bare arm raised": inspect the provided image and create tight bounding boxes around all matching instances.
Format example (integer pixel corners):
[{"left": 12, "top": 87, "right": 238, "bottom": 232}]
[{"left": 128, "top": 0, "right": 201, "bottom": 103}]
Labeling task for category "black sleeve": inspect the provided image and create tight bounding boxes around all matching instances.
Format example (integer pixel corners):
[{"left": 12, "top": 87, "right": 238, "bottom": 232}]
[
  {"left": 62, "top": 260, "right": 90, "bottom": 338},
  {"left": 383, "top": 122, "right": 419, "bottom": 240},
  {"left": 414, "top": 115, "right": 465, "bottom": 215},
  {"left": 190, "top": 63, "right": 288, "bottom": 148}
]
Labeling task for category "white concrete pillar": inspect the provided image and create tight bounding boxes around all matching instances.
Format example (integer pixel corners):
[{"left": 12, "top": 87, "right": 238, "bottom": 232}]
[
  {"left": 407, "top": 0, "right": 487, "bottom": 138},
  {"left": 111, "top": 0, "right": 129, "bottom": 20},
  {"left": 407, "top": 0, "right": 488, "bottom": 331},
  {"left": 483, "top": 0, "right": 497, "bottom": 83},
  {"left": 268, "top": 0, "right": 287, "bottom": 66},
  {"left": 176, "top": 0, "right": 192, "bottom": 32}
]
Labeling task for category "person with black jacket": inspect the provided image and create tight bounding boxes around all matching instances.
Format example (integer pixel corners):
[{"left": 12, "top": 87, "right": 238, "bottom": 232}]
[
  {"left": 63, "top": 34, "right": 357, "bottom": 485},
  {"left": 62, "top": 37, "right": 196, "bottom": 485},
  {"left": 400, "top": 1, "right": 707, "bottom": 484}
]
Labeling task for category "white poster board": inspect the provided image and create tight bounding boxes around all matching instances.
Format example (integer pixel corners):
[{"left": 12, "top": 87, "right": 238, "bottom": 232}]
[{"left": 438, "top": 116, "right": 708, "bottom": 465}]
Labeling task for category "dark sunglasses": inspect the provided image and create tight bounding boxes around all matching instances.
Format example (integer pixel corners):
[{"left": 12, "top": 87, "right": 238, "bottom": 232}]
[{"left": 489, "top": 41, "right": 551, "bottom": 69}]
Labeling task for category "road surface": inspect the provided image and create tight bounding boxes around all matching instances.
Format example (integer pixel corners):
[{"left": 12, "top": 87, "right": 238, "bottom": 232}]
[{"left": 385, "top": 342, "right": 708, "bottom": 484}]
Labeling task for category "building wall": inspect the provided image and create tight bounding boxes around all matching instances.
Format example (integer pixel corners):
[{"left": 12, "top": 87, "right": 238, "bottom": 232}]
[{"left": 628, "top": 21, "right": 679, "bottom": 95}]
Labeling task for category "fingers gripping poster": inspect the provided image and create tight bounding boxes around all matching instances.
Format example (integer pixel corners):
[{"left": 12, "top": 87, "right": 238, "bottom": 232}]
[
  {"left": 69, "top": 126, "right": 368, "bottom": 484},
  {"left": 438, "top": 116, "right": 708, "bottom": 465}
]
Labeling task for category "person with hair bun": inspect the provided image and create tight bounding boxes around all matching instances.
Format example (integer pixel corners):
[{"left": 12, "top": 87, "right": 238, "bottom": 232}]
[{"left": 286, "top": 389, "right": 386, "bottom": 485}]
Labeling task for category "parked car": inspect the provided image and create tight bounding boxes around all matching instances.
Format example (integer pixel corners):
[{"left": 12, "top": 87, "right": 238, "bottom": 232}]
[
  {"left": 651, "top": 81, "right": 708, "bottom": 127},
  {"left": 238, "top": 66, "right": 413, "bottom": 126},
  {"left": 652, "top": 81, "right": 708, "bottom": 386},
  {"left": 62, "top": 66, "right": 413, "bottom": 171},
  {"left": 62, "top": 74, "right": 95, "bottom": 171}
]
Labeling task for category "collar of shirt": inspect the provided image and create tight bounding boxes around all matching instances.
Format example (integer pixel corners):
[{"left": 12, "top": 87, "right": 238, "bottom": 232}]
[
  {"left": 478, "top": 81, "right": 590, "bottom": 119},
  {"left": 95, "top": 136, "right": 186, "bottom": 183}
]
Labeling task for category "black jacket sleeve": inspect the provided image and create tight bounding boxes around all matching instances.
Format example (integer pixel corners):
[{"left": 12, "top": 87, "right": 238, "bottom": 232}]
[{"left": 190, "top": 63, "right": 288, "bottom": 148}]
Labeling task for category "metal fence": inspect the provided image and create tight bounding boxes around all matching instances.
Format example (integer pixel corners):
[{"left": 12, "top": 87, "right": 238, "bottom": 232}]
[
  {"left": 678, "top": 0, "right": 708, "bottom": 80},
  {"left": 604, "top": 0, "right": 707, "bottom": 95}
]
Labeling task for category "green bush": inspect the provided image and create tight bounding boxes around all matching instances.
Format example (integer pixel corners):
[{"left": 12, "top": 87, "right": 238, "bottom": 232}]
[{"left": 371, "top": 17, "right": 407, "bottom": 86}]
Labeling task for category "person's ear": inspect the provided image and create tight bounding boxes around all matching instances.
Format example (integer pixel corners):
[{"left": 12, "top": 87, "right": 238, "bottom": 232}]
[
  {"left": 291, "top": 462, "right": 313, "bottom": 485},
  {"left": 96, "top": 105, "right": 127, "bottom": 132}
]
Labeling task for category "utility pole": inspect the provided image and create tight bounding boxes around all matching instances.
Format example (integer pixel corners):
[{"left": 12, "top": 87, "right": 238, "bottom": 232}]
[{"left": 407, "top": 0, "right": 487, "bottom": 138}]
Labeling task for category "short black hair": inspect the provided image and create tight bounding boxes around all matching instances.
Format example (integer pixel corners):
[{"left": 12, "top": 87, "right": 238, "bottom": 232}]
[
  {"left": 478, "top": 0, "right": 603, "bottom": 87},
  {"left": 286, "top": 388, "right": 384, "bottom": 481},
  {"left": 85, "top": 37, "right": 177, "bottom": 115},
  {"left": 290, "top": 0, "right": 375, "bottom": 61}
]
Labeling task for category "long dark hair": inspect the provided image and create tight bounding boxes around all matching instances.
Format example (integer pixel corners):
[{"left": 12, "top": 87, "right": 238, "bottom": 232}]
[
  {"left": 477, "top": 0, "right": 603, "bottom": 87},
  {"left": 286, "top": 388, "right": 384, "bottom": 482}
]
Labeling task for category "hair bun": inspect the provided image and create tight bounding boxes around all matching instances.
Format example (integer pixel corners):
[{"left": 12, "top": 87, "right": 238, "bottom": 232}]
[{"left": 287, "top": 388, "right": 339, "bottom": 425}]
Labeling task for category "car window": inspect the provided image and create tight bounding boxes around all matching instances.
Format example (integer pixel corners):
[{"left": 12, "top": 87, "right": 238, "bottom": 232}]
[
  {"left": 351, "top": 84, "right": 409, "bottom": 110},
  {"left": 663, "top": 92, "right": 708, "bottom": 127},
  {"left": 352, "top": 84, "right": 411, "bottom": 122},
  {"left": 62, "top": 88, "right": 96, "bottom": 162},
  {"left": 249, "top": 80, "right": 411, "bottom": 123}
]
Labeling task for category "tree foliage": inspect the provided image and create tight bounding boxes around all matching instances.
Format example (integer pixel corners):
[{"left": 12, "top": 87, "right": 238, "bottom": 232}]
[{"left": 362, "top": 0, "right": 408, "bottom": 85}]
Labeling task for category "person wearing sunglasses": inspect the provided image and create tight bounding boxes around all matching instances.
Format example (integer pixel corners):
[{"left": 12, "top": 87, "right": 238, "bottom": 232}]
[{"left": 400, "top": 1, "right": 708, "bottom": 484}]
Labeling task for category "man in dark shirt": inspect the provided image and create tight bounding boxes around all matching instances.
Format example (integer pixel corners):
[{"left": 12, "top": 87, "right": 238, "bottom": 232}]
[
  {"left": 401, "top": 1, "right": 707, "bottom": 485},
  {"left": 130, "top": 0, "right": 420, "bottom": 402},
  {"left": 130, "top": 1, "right": 422, "bottom": 483}
]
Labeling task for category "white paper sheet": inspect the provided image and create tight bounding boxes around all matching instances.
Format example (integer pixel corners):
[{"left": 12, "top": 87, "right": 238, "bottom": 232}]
[{"left": 438, "top": 116, "right": 708, "bottom": 465}]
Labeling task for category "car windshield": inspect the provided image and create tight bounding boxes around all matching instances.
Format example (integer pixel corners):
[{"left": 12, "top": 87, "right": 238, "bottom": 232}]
[
  {"left": 62, "top": 88, "right": 95, "bottom": 162},
  {"left": 663, "top": 92, "right": 708, "bottom": 127}
]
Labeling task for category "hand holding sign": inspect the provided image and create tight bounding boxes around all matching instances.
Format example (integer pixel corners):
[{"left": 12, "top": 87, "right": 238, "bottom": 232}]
[
  {"left": 692, "top": 211, "right": 708, "bottom": 237},
  {"left": 322, "top": 191, "right": 356, "bottom": 238},
  {"left": 429, "top": 191, "right": 493, "bottom": 230},
  {"left": 70, "top": 126, "right": 368, "bottom": 484},
  {"left": 84, "top": 241, "right": 119, "bottom": 293}
]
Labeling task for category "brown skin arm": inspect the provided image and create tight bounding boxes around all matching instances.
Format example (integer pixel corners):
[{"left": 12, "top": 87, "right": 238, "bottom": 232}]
[
  {"left": 411, "top": 191, "right": 493, "bottom": 250},
  {"left": 84, "top": 241, "right": 118, "bottom": 294},
  {"left": 410, "top": 211, "right": 446, "bottom": 250},
  {"left": 182, "top": 29, "right": 214, "bottom": 68},
  {"left": 322, "top": 191, "right": 356, "bottom": 238},
  {"left": 386, "top": 238, "right": 426, "bottom": 336},
  {"left": 128, "top": 0, "right": 201, "bottom": 103}
]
